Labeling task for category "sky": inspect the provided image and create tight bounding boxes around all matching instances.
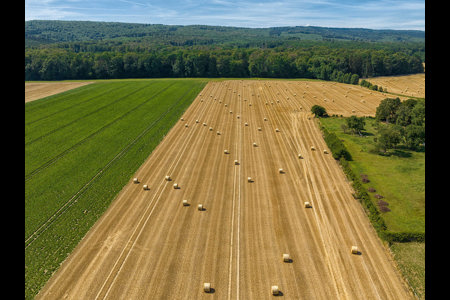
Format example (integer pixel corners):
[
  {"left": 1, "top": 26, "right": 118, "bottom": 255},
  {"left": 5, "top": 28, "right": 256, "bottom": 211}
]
[{"left": 25, "top": 0, "right": 425, "bottom": 31}]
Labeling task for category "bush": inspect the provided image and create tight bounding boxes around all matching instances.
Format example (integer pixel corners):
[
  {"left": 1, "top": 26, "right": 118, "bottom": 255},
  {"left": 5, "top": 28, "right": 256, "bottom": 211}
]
[
  {"left": 322, "top": 128, "right": 352, "bottom": 160},
  {"left": 311, "top": 105, "right": 327, "bottom": 117}
]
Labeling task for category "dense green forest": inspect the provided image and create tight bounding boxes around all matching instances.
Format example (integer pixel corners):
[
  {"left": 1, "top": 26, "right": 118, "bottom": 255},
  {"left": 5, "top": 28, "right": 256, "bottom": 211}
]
[{"left": 25, "top": 20, "right": 425, "bottom": 81}]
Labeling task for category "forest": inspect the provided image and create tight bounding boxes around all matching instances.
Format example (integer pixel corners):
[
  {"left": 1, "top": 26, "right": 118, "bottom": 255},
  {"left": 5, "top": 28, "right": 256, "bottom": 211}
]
[{"left": 25, "top": 21, "right": 425, "bottom": 81}]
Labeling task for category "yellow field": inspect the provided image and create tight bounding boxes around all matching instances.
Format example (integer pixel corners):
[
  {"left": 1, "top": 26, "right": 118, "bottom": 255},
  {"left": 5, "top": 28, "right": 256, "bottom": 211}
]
[{"left": 36, "top": 80, "right": 413, "bottom": 299}]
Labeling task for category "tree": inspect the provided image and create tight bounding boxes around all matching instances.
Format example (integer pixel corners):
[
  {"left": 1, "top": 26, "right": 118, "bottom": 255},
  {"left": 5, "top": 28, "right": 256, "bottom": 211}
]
[
  {"left": 404, "top": 125, "right": 425, "bottom": 149},
  {"left": 311, "top": 105, "right": 327, "bottom": 117},
  {"left": 350, "top": 74, "right": 359, "bottom": 85},
  {"left": 411, "top": 101, "right": 425, "bottom": 126},
  {"left": 376, "top": 124, "right": 402, "bottom": 153},
  {"left": 375, "top": 97, "right": 401, "bottom": 123},
  {"left": 346, "top": 116, "right": 366, "bottom": 135}
]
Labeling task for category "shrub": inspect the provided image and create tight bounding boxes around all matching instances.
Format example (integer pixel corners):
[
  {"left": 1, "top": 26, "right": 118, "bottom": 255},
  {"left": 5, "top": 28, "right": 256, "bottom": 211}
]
[
  {"left": 322, "top": 127, "right": 352, "bottom": 161},
  {"left": 311, "top": 105, "right": 327, "bottom": 117}
]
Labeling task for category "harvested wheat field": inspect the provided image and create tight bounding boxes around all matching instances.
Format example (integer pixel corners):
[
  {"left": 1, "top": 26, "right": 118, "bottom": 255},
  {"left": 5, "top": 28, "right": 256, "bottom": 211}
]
[
  {"left": 36, "top": 80, "right": 413, "bottom": 299},
  {"left": 364, "top": 73, "right": 425, "bottom": 98},
  {"left": 25, "top": 81, "right": 93, "bottom": 103}
]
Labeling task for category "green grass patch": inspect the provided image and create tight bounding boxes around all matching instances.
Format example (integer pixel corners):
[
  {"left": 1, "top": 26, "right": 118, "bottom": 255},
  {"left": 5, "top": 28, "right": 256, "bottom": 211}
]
[
  {"left": 319, "top": 116, "right": 424, "bottom": 298},
  {"left": 319, "top": 117, "right": 424, "bottom": 234},
  {"left": 391, "top": 242, "right": 425, "bottom": 299},
  {"left": 25, "top": 79, "right": 207, "bottom": 299}
]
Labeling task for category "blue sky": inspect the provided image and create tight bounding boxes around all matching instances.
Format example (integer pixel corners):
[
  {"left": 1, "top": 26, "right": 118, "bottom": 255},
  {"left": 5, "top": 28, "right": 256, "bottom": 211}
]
[{"left": 25, "top": 0, "right": 425, "bottom": 31}]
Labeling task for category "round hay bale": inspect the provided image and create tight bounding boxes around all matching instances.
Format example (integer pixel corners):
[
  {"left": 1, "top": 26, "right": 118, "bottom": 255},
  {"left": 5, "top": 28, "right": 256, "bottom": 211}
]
[
  {"left": 264, "top": 118, "right": 267, "bottom": 121},
  {"left": 244, "top": 122, "right": 249, "bottom": 126},
  {"left": 182, "top": 199, "right": 188, "bottom": 206},
  {"left": 165, "top": 175, "right": 171, "bottom": 181},
  {"left": 298, "top": 154, "right": 303, "bottom": 159},
  {"left": 217, "top": 131, "right": 221, "bottom": 135},
  {"left": 173, "top": 183, "right": 179, "bottom": 189},
  {"left": 234, "top": 160, "right": 239, "bottom": 165},
  {"left": 133, "top": 177, "right": 139, "bottom": 183},
  {"left": 247, "top": 177, "right": 252, "bottom": 182},
  {"left": 253, "top": 142, "right": 257, "bottom": 147},
  {"left": 209, "top": 127, "right": 213, "bottom": 131},
  {"left": 185, "top": 124, "right": 189, "bottom": 128},
  {"left": 224, "top": 149, "right": 229, "bottom": 154},
  {"left": 196, "top": 119, "right": 199, "bottom": 123},
  {"left": 275, "top": 128, "right": 280, "bottom": 132},
  {"left": 203, "top": 122, "right": 207, "bottom": 126},
  {"left": 323, "top": 149, "right": 328, "bottom": 154},
  {"left": 310, "top": 146, "right": 315, "bottom": 151},
  {"left": 180, "top": 117, "right": 184, "bottom": 121},
  {"left": 351, "top": 246, "right": 359, "bottom": 254},
  {"left": 304, "top": 201, "right": 312, "bottom": 208},
  {"left": 258, "top": 127, "right": 262, "bottom": 131},
  {"left": 279, "top": 168, "right": 284, "bottom": 174},
  {"left": 143, "top": 184, "right": 149, "bottom": 190},
  {"left": 283, "top": 254, "right": 290, "bottom": 262},
  {"left": 271, "top": 286, "right": 279, "bottom": 295},
  {"left": 198, "top": 204, "right": 203, "bottom": 211}
]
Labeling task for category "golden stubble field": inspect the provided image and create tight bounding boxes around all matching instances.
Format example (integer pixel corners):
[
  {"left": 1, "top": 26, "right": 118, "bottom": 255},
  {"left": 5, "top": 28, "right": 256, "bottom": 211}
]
[
  {"left": 25, "top": 81, "right": 94, "bottom": 103},
  {"left": 365, "top": 73, "right": 425, "bottom": 98},
  {"left": 35, "top": 80, "right": 414, "bottom": 299}
]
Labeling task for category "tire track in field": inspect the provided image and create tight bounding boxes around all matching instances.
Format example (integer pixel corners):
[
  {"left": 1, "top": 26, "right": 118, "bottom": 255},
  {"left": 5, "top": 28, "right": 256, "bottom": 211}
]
[
  {"left": 25, "top": 82, "right": 124, "bottom": 126},
  {"left": 258, "top": 81, "right": 343, "bottom": 298},
  {"left": 25, "top": 82, "right": 176, "bottom": 181},
  {"left": 260, "top": 82, "right": 341, "bottom": 298},
  {"left": 25, "top": 83, "right": 197, "bottom": 249},
  {"left": 25, "top": 82, "right": 148, "bottom": 146},
  {"left": 278, "top": 85, "right": 407, "bottom": 299}
]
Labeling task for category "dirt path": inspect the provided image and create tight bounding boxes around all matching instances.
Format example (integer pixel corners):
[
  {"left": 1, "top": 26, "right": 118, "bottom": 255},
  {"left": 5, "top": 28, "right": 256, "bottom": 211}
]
[{"left": 36, "top": 80, "right": 413, "bottom": 299}]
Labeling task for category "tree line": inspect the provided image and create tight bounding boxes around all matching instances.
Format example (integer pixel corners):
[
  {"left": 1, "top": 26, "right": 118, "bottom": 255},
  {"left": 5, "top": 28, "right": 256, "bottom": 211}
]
[{"left": 25, "top": 44, "right": 424, "bottom": 81}]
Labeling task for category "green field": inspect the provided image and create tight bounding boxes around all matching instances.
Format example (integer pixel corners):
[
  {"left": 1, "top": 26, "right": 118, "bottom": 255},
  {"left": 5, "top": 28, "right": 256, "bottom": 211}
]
[
  {"left": 319, "top": 116, "right": 425, "bottom": 299},
  {"left": 25, "top": 79, "right": 207, "bottom": 299},
  {"left": 319, "top": 117, "right": 425, "bottom": 234}
]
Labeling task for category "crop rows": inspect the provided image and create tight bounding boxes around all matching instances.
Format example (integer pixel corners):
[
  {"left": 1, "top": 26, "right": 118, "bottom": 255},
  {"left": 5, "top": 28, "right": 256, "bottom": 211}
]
[{"left": 25, "top": 79, "right": 207, "bottom": 299}]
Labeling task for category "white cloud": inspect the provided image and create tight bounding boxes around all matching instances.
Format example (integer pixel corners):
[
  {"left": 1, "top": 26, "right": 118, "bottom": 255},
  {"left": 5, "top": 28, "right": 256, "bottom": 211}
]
[{"left": 24, "top": 0, "right": 425, "bottom": 30}]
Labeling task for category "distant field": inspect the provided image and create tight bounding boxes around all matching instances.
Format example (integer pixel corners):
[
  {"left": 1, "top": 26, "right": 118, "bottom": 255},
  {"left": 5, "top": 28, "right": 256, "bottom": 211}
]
[
  {"left": 25, "top": 79, "right": 207, "bottom": 299},
  {"left": 364, "top": 73, "right": 425, "bottom": 99},
  {"left": 25, "top": 81, "right": 94, "bottom": 102}
]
